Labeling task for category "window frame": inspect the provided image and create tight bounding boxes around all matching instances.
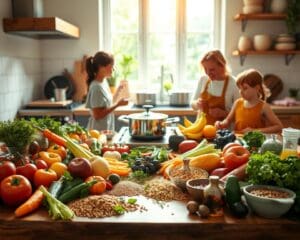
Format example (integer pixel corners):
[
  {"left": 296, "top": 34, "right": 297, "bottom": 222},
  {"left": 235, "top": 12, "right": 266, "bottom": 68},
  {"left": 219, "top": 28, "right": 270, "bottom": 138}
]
[{"left": 100, "top": 0, "right": 221, "bottom": 87}]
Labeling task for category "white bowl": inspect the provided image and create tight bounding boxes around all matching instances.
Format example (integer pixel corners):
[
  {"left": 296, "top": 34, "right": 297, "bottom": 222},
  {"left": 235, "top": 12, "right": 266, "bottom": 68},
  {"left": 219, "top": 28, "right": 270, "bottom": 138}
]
[
  {"left": 243, "top": 5, "right": 264, "bottom": 14},
  {"left": 254, "top": 34, "right": 272, "bottom": 51},
  {"left": 243, "top": 0, "right": 264, "bottom": 6},
  {"left": 275, "top": 43, "right": 296, "bottom": 51},
  {"left": 243, "top": 185, "right": 295, "bottom": 218},
  {"left": 276, "top": 36, "right": 296, "bottom": 43}
]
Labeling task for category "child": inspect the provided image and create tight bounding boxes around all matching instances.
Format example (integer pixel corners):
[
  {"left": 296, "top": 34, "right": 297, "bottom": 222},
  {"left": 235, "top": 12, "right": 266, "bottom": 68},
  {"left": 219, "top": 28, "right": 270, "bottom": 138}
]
[{"left": 215, "top": 69, "right": 283, "bottom": 134}]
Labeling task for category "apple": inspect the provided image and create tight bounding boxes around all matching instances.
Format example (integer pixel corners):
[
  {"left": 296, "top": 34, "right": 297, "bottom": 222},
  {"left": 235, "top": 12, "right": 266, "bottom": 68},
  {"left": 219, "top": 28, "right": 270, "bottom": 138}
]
[
  {"left": 16, "top": 163, "right": 37, "bottom": 182},
  {"left": 0, "top": 161, "right": 16, "bottom": 182},
  {"left": 178, "top": 140, "right": 198, "bottom": 153},
  {"left": 28, "top": 141, "right": 41, "bottom": 155},
  {"left": 68, "top": 157, "right": 92, "bottom": 178}
]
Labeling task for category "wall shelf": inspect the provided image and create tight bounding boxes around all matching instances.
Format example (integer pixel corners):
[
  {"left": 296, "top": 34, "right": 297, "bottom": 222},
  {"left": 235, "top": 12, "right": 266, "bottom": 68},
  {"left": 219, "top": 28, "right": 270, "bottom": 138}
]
[
  {"left": 2, "top": 17, "right": 80, "bottom": 39},
  {"left": 232, "top": 50, "right": 300, "bottom": 66},
  {"left": 234, "top": 13, "right": 287, "bottom": 31}
]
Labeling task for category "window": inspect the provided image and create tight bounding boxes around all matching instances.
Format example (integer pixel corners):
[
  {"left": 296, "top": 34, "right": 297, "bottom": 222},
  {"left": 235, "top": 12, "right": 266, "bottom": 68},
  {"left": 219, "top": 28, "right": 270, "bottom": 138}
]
[{"left": 101, "top": 0, "right": 220, "bottom": 91}]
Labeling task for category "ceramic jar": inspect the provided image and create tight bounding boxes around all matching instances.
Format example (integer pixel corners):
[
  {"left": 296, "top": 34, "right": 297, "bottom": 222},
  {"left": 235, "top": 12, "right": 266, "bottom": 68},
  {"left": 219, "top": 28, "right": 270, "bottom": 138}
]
[
  {"left": 238, "top": 36, "right": 253, "bottom": 51},
  {"left": 253, "top": 34, "right": 272, "bottom": 51},
  {"left": 270, "top": 0, "right": 287, "bottom": 13}
]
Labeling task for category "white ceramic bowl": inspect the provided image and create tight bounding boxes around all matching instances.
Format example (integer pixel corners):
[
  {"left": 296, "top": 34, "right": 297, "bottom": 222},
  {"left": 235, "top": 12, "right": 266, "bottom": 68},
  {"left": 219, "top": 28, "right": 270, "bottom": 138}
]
[
  {"left": 276, "top": 37, "right": 295, "bottom": 43},
  {"left": 243, "top": 0, "right": 264, "bottom": 6},
  {"left": 275, "top": 42, "right": 296, "bottom": 50},
  {"left": 243, "top": 5, "right": 264, "bottom": 14},
  {"left": 243, "top": 185, "right": 296, "bottom": 218},
  {"left": 254, "top": 34, "right": 272, "bottom": 51}
]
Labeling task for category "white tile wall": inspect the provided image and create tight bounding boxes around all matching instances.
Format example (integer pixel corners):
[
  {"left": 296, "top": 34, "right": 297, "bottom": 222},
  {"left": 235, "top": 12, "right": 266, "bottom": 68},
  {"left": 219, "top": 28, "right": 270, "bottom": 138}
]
[{"left": 0, "top": 56, "right": 43, "bottom": 121}]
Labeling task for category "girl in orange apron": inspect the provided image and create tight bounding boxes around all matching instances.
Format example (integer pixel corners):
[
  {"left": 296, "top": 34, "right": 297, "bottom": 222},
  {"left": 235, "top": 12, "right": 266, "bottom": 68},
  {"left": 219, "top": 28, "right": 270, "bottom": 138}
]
[{"left": 215, "top": 69, "right": 283, "bottom": 134}]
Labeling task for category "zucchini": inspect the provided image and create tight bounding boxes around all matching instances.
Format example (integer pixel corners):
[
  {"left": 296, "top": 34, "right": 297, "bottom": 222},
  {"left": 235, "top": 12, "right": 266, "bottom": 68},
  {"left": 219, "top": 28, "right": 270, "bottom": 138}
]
[
  {"left": 60, "top": 178, "right": 83, "bottom": 195},
  {"left": 48, "top": 177, "right": 65, "bottom": 199},
  {"left": 225, "top": 175, "right": 242, "bottom": 206}
]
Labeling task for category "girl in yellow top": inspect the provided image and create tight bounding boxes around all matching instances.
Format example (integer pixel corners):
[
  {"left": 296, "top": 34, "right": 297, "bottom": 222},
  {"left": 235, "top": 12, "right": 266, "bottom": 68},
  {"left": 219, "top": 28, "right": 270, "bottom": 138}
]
[{"left": 215, "top": 69, "right": 283, "bottom": 134}]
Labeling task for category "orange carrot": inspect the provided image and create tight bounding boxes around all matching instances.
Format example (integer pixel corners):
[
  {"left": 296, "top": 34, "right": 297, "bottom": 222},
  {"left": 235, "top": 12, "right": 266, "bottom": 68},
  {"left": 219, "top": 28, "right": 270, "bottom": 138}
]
[
  {"left": 15, "top": 188, "right": 44, "bottom": 217},
  {"left": 43, "top": 129, "right": 67, "bottom": 147}
]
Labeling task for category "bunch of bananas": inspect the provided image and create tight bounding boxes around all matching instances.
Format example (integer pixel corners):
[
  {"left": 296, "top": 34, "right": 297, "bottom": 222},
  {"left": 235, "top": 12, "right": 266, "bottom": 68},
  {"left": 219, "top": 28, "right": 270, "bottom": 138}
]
[{"left": 177, "top": 113, "right": 207, "bottom": 141}]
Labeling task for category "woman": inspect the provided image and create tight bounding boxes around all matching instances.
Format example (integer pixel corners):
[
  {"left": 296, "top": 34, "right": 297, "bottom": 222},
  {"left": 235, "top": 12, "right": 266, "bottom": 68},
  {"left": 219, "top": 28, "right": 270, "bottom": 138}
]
[
  {"left": 85, "top": 51, "right": 128, "bottom": 131},
  {"left": 191, "top": 50, "right": 239, "bottom": 125},
  {"left": 215, "top": 69, "right": 282, "bottom": 134}
]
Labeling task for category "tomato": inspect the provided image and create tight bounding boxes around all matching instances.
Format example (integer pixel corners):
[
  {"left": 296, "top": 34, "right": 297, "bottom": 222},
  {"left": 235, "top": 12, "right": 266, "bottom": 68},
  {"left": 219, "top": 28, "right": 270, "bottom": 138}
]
[
  {"left": 85, "top": 176, "right": 106, "bottom": 195},
  {"left": 16, "top": 163, "right": 37, "bottom": 182},
  {"left": 223, "top": 146, "right": 250, "bottom": 170},
  {"left": 222, "top": 143, "right": 241, "bottom": 155},
  {"left": 33, "top": 169, "right": 57, "bottom": 187},
  {"left": 101, "top": 144, "right": 116, "bottom": 154},
  {"left": 105, "top": 180, "right": 113, "bottom": 190},
  {"left": 49, "top": 162, "right": 68, "bottom": 178},
  {"left": 0, "top": 161, "right": 16, "bottom": 182},
  {"left": 47, "top": 144, "right": 67, "bottom": 160},
  {"left": 0, "top": 175, "right": 32, "bottom": 206},
  {"left": 115, "top": 144, "right": 130, "bottom": 154},
  {"left": 35, "top": 159, "right": 48, "bottom": 169}
]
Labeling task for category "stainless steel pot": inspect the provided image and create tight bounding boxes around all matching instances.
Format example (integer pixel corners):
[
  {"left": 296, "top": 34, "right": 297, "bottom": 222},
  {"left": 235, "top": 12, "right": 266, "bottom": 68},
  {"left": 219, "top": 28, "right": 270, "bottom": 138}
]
[
  {"left": 118, "top": 105, "right": 179, "bottom": 140},
  {"left": 169, "top": 91, "right": 191, "bottom": 106},
  {"left": 135, "top": 92, "right": 156, "bottom": 106}
]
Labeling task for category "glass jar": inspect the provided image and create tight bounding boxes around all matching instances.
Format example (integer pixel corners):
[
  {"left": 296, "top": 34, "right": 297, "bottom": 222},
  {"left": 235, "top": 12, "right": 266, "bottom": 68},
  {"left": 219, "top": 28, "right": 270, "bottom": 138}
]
[
  {"left": 203, "top": 176, "right": 224, "bottom": 217},
  {"left": 281, "top": 128, "right": 300, "bottom": 159}
]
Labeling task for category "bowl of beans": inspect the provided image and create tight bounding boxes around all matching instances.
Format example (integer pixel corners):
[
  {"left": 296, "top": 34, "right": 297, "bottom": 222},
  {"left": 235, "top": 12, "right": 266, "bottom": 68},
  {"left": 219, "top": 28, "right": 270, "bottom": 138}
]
[{"left": 243, "top": 185, "right": 296, "bottom": 218}]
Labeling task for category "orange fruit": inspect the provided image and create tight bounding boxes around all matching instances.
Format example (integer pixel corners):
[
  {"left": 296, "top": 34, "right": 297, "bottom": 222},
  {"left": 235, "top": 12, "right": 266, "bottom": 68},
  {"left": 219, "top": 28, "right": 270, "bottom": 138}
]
[
  {"left": 89, "top": 129, "right": 100, "bottom": 139},
  {"left": 202, "top": 125, "right": 217, "bottom": 139},
  {"left": 49, "top": 162, "right": 68, "bottom": 178}
]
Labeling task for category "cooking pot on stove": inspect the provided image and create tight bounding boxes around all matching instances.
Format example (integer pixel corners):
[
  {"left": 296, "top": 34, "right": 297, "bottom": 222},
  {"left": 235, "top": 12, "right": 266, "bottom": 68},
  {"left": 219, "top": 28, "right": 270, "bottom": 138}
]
[
  {"left": 169, "top": 90, "right": 191, "bottom": 106},
  {"left": 118, "top": 105, "right": 179, "bottom": 140},
  {"left": 135, "top": 92, "right": 156, "bottom": 106}
]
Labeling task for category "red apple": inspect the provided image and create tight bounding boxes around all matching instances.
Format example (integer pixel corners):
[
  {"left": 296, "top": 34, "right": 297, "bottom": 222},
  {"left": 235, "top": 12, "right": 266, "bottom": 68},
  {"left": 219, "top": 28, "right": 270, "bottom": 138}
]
[{"left": 68, "top": 157, "right": 92, "bottom": 178}]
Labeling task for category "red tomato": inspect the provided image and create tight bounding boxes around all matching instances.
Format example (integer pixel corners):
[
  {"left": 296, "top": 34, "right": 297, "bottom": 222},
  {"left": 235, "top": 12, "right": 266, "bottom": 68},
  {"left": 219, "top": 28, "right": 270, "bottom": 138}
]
[
  {"left": 0, "top": 161, "right": 16, "bottom": 182},
  {"left": 0, "top": 174, "right": 32, "bottom": 206},
  {"left": 105, "top": 180, "right": 113, "bottom": 190},
  {"left": 16, "top": 163, "right": 37, "bottom": 182},
  {"left": 222, "top": 142, "right": 241, "bottom": 155},
  {"left": 223, "top": 146, "right": 250, "bottom": 170},
  {"left": 85, "top": 176, "right": 106, "bottom": 195},
  {"left": 115, "top": 144, "right": 130, "bottom": 154},
  {"left": 33, "top": 169, "right": 57, "bottom": 187},
  {"left": 35, "top": 159, "right": 48, "bottom": 169}
]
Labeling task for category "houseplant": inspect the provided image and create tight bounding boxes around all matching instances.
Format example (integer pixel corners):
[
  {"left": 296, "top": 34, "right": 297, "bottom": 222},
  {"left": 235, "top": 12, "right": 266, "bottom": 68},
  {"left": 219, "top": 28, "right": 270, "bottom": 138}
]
[
  {"left": 285, "top": 0, "right": 300, "bottom": 35},
  {"left": 119, "top": 54, "right": 135, "bottom": 80}
]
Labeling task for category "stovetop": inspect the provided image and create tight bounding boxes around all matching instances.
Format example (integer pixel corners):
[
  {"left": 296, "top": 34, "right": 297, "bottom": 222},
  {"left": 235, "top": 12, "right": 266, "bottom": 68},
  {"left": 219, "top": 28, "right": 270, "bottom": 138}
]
[{"left": 113, "top": 127, "right": 179, "bottom": 147}]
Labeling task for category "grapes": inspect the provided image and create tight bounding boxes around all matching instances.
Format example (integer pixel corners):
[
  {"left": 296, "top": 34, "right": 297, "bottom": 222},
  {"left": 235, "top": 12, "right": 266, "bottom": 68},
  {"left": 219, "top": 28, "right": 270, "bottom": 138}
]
[
  {"left": 130, "top": 156, "right": 161, "bottom": 175},
  {"left": 213, "top": 129, "right": 236, "bottom": 150}
]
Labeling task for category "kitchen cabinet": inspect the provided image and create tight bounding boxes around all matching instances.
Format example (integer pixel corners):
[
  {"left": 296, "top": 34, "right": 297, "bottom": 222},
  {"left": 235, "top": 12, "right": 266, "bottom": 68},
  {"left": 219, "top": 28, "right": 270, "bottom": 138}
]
[
  {"left": 233, "top": 13, "right": 300, "bottom": 65},
  {"left": 2, "top": 17, "right": 80, "bottom": 39},
  {"left": 277, "top": 113, "right": 300, "bottom": 129}
]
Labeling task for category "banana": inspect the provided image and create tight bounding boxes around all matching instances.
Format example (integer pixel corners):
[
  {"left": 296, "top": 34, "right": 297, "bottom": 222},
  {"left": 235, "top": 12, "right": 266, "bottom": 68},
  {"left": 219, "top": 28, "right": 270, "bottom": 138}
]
[
  {"left": 183, "top": 117, "right": 192, "bottom": 127},
  {"left": 177, "top": 123, "right": 186, "bottom": 133},
  {"left": 182, "top": 112, "right": 207, "bottom": 134},
  {"left": 184, "top": 131, "right": 203, "bottom": 141}
]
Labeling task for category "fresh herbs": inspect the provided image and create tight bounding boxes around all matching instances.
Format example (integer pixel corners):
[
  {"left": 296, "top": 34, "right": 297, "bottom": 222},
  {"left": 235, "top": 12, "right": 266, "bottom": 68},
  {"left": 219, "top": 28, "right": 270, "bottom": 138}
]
[
  {"left": 127, "top": 198, "right": 137, "bottom": 204},
  {"left": 30, "top": 117, "right": 62, "bottom": 135},
  {"left": 0, "top": 119, "right": 35, "bottom": 154},
  {"left": 246, "top": 152, "right": 300, "bottom": 191},
  {"left": 243, "top": 130, "right": 266, "bottom": 152},
  {"left": 113, "top": 204, "right": 126, "bottom": 215}
]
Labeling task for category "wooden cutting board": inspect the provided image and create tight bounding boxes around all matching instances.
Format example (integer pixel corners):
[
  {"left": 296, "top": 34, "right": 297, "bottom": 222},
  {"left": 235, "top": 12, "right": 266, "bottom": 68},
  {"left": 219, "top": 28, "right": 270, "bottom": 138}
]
[{"left": 26, "top": 100, "right": 73, "bottom": 108}]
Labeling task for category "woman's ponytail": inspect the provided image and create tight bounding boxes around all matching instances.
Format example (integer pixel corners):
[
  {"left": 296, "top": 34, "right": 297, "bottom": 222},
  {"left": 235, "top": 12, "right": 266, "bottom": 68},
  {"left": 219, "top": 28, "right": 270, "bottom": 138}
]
[{"left": 86, "top": 56, "right": 95, "bottom": 87}]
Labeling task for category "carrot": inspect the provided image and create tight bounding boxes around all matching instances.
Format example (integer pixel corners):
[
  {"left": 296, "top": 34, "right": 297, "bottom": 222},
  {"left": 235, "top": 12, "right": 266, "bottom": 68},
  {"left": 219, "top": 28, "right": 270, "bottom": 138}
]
[
  {"left": 15, "top": 188, "right": 44, "bottom": 217},
  {"left": 43, "top": 129, "right": 67, "bottom": 147}
]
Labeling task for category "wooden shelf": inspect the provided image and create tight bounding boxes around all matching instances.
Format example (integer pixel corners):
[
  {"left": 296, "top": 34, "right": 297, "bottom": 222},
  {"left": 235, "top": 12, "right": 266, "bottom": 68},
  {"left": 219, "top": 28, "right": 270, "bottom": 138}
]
[
  {"left": 232, "top": 50, "right": 300, "bottom": 65},
  {"left": 2, "top": 17, "right": 80, "bottom": 39},
  {"left": 234, "top": 13, "right": 287, "bottom": 31}
]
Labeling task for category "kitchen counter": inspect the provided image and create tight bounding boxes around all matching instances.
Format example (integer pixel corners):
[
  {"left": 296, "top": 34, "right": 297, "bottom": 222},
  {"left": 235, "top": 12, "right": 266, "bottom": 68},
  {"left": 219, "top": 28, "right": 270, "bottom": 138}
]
[
  {"left": 73, "top": 103, "right": 300, "bottom": 116},
  {"left": 0, "top": 195, "right": 299, "bottom": 240}
]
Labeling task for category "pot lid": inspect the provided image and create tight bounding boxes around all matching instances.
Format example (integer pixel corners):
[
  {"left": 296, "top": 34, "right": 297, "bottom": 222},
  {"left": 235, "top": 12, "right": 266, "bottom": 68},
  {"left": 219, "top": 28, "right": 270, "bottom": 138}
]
[{"left": 128, "top": 105, "right": 168, "bottom": 120}]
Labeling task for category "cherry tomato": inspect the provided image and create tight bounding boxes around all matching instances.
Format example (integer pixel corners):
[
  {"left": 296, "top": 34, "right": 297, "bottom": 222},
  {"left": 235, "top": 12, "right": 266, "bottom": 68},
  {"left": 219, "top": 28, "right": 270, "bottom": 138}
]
[
  {"left": 85, "top": 176, "right": 106, "bottom": 195},
  {"left": 35, "top": 159, "right": 48, "bottom": 169},
  {"left": 0, "top": 174, "right": 32, "bottom": 206},
  {"left": 0, "top": 161, "right": 16, "bottom": 182},
  {"left": 105, "top": 180, "right": 113, "bottom": 190},
  {"left": 34, "top": 169, "right": 57, "bottom": 187},
  {"left": 16, "top": 163, "right": 37, "bottom": 182},
  {"left": 115, "top": 144, "right": 130, "bottom": 154}
]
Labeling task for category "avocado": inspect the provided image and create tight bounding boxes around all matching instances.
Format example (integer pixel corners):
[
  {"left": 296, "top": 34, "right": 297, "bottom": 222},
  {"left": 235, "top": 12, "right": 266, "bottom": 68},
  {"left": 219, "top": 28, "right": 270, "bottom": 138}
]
[
  {"left": 225, "top": 175, "right": 242, "bottom": 206},
  {"left": 168, "top": 134, "right": 185, "bottom": 151},
  {"left": 230, "top": 201, "right": 248, "bottom": 218}
]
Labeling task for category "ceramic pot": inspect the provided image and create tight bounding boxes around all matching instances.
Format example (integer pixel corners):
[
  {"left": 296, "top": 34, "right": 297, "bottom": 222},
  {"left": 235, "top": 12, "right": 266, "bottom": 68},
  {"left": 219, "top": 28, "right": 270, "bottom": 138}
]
[
  {"left": 238, "top": 36, "right": 253, "bottom": 51},
  {"left": 270, "top": 0, "right": 287, "bottom": 13}
]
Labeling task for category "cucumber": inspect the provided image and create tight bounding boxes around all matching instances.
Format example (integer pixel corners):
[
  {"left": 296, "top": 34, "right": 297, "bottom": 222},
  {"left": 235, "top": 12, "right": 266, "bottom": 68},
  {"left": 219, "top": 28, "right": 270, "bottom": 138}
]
[
  {"left": 225, "top": 175, "right": 242, "bottom": 206},
  {"left": 48, "top": 178, "right": 64, "bottom": 199}
]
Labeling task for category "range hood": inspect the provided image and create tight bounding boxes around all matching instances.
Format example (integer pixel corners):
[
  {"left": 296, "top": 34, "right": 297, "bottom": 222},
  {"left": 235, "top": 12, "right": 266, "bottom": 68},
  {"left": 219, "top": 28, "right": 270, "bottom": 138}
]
[{"left": 2, "top": 17, "right": 80, "bottom": 39}]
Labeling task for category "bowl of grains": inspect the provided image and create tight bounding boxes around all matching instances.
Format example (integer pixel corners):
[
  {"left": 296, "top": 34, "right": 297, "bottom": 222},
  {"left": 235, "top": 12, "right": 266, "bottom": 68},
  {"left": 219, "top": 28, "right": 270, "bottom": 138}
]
[
  {"left": 243, "top": 185, "right": 296, "bottom": 218},
  {"left": 168, "top": 158, "right": 208, "bottom": 191}
]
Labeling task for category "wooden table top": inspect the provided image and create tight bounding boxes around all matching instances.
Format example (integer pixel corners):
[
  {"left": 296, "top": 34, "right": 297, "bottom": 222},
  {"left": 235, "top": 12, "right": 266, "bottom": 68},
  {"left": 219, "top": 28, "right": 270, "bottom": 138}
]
[{"left": 0, "top": 195, "right": 299, "bottom": 240}]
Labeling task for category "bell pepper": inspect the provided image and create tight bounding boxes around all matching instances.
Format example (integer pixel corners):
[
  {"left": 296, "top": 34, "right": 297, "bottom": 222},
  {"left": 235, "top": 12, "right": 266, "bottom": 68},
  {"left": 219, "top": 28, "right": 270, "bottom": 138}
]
[
  {"left": 38, "top": 151, "right": 62, "bottom": 167},
  {"left": 47, "top": 144, "right": 67, "bottom": 160}
]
